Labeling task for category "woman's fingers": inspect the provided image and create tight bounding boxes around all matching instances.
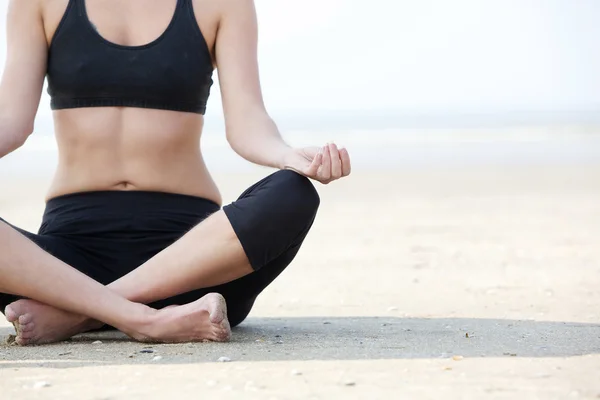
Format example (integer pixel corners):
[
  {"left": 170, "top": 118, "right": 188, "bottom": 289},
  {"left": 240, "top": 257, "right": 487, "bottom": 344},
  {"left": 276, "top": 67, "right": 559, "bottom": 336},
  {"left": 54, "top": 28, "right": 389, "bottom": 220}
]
[
  {"left": 293, "top": 143, "right": 349, "bottom": 184},
  {"left": 340, "top": 147, "right": 352, "bottom": 177},
  {"left": 305, "top": 151, "right": 322, "bottom": 177},
  {"left": 302, "top": 146, "right": 321, "bottom": 161},
  {"left": 319, "top": 145, "right": 332, "bottom": 181},
  {"left": 329, "top": 143, "right": 342, "bottom": 179}
]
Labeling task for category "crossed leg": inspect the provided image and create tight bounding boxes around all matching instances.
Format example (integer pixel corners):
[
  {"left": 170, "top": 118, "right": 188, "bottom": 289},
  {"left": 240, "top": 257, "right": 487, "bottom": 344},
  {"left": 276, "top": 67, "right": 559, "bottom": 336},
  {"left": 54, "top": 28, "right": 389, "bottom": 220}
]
[
  {"left": 1, "top": 171, "right": 320, "bottom": 345},
  {"left": 0, "top": 219, "right": 231, "bottom": 344}
]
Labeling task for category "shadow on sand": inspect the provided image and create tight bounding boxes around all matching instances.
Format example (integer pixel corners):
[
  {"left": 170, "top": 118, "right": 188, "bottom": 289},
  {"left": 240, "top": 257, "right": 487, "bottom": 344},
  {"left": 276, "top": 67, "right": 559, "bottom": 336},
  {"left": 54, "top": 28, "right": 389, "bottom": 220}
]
[{"left": 1, "top": 317, "right": 599, "bottom": 368}]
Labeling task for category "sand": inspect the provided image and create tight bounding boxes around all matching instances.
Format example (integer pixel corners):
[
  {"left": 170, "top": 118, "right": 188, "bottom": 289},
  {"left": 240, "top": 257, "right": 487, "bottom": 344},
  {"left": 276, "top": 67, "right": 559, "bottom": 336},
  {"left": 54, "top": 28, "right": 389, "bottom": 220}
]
[{"left": 0, "top": 132, "right": 599, "bottom": 399}]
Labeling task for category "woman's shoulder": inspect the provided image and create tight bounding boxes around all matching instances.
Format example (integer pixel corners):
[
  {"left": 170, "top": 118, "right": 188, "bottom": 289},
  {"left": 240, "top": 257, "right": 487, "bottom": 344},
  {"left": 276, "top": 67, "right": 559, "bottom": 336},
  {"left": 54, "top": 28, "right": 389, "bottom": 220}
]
[
  {"left": 40, "top": 0, "right": 68, "bottom": 12},
  {"left": 192, "top": 0, "right": 255, "bottom": 17},
  {"left": 5, "top": 0, "right": 46, "bottom": 27},
  {"left": 7, "top": 0, "right": 44, "bottom": 12}
]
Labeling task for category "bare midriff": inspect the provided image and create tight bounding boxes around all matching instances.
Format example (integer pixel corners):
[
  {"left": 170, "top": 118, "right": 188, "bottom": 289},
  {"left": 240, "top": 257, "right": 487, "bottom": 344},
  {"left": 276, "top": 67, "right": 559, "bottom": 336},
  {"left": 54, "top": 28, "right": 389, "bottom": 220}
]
[{"left": 47, "top": 106, "right": 222, "bottom": 205}]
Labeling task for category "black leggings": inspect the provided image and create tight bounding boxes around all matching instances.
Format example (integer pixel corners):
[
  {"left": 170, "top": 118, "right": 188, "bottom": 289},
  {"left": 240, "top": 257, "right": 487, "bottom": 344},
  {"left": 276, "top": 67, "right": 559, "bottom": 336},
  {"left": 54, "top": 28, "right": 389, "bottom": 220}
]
[{"left": 0, "top": 170, "right": 320, "bottom": 327}]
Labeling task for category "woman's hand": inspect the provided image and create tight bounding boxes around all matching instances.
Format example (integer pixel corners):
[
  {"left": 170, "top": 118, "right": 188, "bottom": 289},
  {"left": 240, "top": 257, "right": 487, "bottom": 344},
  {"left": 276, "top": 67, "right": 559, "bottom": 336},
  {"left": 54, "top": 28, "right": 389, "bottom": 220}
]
[{"left": 283, "top": 143, "right": 351, "bottom": 184}]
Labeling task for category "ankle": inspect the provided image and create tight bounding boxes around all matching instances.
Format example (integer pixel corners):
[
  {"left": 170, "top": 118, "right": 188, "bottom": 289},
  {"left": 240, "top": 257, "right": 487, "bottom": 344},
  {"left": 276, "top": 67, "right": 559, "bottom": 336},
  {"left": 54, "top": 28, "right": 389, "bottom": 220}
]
[
  {"left": 82, "top": 318, "right": 105, "bottom": 331},
  {"left": 122, "top": 304, "right": 160, "bottom": 341}
]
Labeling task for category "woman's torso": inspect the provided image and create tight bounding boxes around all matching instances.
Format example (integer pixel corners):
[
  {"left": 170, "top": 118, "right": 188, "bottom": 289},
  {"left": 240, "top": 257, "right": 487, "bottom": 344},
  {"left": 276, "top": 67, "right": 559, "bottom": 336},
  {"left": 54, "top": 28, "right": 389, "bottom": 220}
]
[{"left": 41, "top": 0, "right": 223, "bottom": 204}]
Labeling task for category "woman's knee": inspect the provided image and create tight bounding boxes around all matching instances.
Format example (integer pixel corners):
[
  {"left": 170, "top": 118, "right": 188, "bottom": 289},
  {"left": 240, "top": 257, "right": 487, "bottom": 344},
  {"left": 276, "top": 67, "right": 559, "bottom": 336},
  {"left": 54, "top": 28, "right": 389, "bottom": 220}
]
[
  {"left": 270, "top": 170, "right": 320, "bottom": 221},
  {"left": 224, "top": 170, "right": 320, "bottom": 270}
]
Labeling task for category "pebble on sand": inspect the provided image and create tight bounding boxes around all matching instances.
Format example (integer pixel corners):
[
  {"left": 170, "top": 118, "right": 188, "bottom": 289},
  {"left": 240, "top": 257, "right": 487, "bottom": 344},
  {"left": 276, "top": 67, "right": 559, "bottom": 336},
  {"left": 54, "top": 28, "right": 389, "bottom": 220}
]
[
  {"left": 218, "top": 356, "right": 232, "bottom": 362},
  {"left": 92, "top": 340, "right": 103, "bottom": 345},
  {"left": 343, "top": 380, "right": 356, "bottom": 387},
  {"left": 33, "top": 381, "right": 51, "bottom": 389},
  {"left": 452, "top": 356, "right": 464, "bottom": 361},
  {"left": 290, "top": 369, "right": 302, "bottom": 376}
]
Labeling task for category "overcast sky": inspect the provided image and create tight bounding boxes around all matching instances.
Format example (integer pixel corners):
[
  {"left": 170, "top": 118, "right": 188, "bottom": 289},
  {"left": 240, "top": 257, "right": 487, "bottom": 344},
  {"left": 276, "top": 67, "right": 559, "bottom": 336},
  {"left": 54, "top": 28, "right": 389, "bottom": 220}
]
[{"left": 1, "top": 0, "right": 599, "bottom": 118}]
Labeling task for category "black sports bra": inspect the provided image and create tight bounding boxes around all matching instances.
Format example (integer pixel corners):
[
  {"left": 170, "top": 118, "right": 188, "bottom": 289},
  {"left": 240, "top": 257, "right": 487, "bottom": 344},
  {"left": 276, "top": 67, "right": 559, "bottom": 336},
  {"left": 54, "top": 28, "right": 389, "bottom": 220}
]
[{"left": 46, "top": 0, "right": 213, "bottom": 114}]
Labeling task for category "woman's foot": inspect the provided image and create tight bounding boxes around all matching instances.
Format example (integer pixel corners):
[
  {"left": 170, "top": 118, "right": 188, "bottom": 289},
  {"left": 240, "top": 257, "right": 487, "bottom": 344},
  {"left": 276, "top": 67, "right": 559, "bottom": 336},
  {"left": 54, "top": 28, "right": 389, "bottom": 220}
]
[
  {"left": 131, "top": 293, "right": 231, "bottom": 343},
  {"left": 4, "top": 293, "right": 231, "bottom": 345},
  {"left": 4, "top": 299, "right": 103, "bottom": 346}
]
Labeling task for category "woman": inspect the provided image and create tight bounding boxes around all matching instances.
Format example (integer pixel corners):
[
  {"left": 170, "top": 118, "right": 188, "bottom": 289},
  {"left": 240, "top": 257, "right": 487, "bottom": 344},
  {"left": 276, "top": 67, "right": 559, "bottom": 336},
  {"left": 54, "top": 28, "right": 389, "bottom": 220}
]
[{"left": 0, "top": 0, "right": 351, "bottom": 345}]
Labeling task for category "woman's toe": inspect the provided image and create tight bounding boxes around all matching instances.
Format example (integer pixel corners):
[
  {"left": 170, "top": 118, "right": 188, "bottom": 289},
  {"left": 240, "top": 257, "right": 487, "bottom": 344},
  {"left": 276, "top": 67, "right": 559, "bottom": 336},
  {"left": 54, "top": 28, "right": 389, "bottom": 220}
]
[
  {"left": 18, "top": 322, "right": 35, "bottom": 332},
  {"left": 18, "top": 314, "right": 33, "bottom": 325},
  {"left": 4, "top": 306, "right": 18, "bottom": 322},
  {"left": 15, "top": 335, "right": 32, "bottom": 346},
  {"left": 18, "top": 329, "right": 37, "bottom": 340}
]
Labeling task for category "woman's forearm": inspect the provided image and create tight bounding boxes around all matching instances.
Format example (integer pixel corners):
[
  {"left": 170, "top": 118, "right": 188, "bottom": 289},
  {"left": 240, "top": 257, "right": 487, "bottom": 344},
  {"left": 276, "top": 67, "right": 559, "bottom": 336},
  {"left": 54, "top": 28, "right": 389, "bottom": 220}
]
[{"left": 226, "top": 113, "right": 293, "bottom": 169}]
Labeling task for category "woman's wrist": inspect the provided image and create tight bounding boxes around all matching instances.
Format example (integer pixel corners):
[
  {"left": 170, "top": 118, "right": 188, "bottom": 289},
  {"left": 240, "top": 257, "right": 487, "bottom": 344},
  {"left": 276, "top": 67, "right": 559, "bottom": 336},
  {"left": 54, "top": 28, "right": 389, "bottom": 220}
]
[{"left": 278, "top": 145, "right": 298, "bottom": 170}]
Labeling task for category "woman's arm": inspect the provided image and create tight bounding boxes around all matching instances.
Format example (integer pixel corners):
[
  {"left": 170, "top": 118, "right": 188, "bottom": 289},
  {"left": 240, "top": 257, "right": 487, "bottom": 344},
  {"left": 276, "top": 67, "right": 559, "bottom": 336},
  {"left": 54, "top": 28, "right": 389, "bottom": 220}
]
[
  {"left": 0, "top": 0, "right": 48, "bottom": 158},
  {"left": 216, "top": 0, "right": 351, "bottom": 184},
  {"left": 215, "top": 0, "right": 291, "bottom": 170}
]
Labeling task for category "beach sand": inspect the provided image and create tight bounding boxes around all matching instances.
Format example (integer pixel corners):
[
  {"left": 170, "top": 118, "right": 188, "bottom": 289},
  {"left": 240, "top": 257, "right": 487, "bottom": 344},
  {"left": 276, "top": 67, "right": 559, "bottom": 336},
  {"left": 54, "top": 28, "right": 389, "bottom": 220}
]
[{"left": 0, "top": 131, "right": 599, "bottom": 399}]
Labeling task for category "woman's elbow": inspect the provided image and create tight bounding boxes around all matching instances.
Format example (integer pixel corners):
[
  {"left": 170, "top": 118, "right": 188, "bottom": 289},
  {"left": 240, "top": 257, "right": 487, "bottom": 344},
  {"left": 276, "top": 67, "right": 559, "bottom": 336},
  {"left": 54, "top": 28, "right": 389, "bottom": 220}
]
[
  {"left": 225, "top": 129, "right": 241, "bottom": 151},
  {"left": 12, "top": 130, "right": 31, "bottom": 148},
  {"left": 1, "top": 120, "right": 34, "bottom": 154}
]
